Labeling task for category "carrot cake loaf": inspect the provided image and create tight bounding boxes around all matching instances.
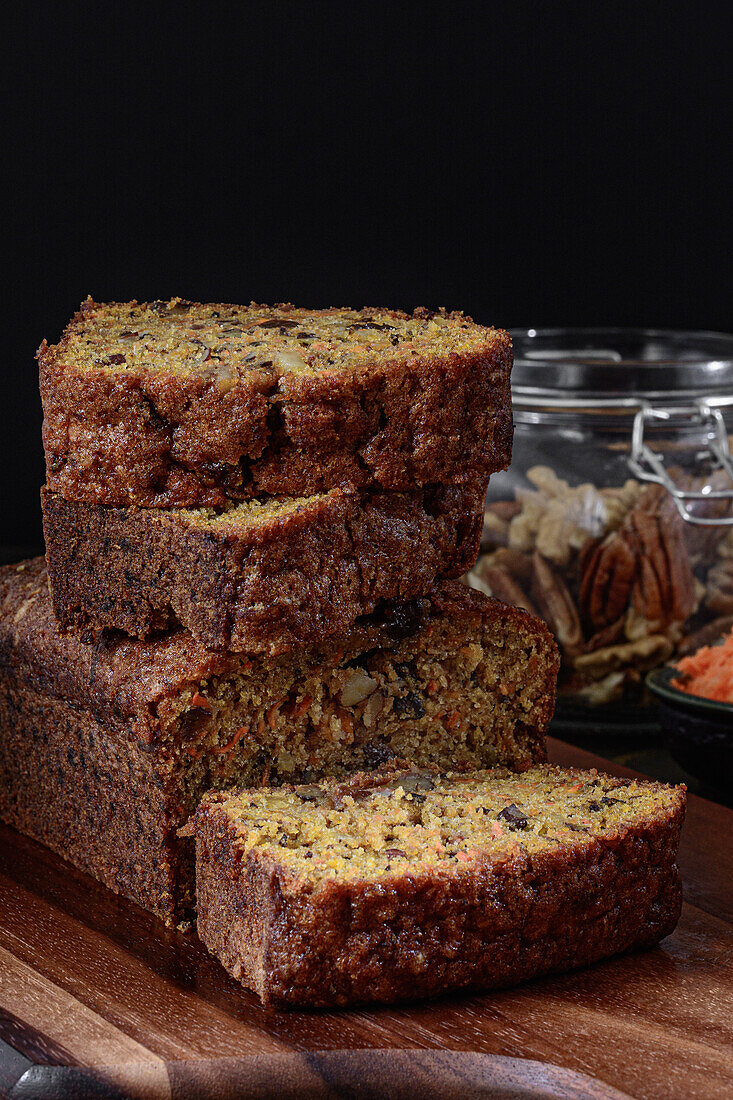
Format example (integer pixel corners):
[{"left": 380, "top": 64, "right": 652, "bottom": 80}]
[{"left": 0, "top": 560, "right": 557, "bottom": 924}]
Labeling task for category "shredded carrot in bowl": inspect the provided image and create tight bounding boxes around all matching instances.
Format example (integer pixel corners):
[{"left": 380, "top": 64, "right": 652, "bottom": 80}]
[{"left": 671, "top": 629, "right": 733, "bottom": 703}]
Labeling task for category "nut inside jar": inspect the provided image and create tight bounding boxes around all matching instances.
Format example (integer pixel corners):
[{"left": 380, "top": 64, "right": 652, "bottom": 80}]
[{"left": 467, "top": 465, "right": 733, "bottom": 707}]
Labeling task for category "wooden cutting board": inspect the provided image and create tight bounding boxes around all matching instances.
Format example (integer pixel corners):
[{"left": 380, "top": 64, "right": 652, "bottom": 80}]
[{"left": 1, "top": 738, "right": 731, "bottom": 1100}]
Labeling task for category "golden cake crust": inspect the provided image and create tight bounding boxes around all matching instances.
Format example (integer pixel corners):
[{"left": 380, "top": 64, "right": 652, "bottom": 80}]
[{"left": 39, "top": 299, "right": 513, "bottom": 508}]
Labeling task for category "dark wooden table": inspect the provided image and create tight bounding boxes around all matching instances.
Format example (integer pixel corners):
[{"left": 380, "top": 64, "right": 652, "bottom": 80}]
[{"left": 1, "top": 738, "right": 731, "bottom": 1099}]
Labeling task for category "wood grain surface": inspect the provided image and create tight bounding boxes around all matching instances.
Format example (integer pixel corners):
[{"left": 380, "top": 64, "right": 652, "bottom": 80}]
[{"left": 0, "top": 738, "right": 731, "bottom": 1100}]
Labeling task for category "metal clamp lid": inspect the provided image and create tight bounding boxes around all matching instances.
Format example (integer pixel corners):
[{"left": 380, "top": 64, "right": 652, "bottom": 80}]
[
  {"left": 509, "top": 328, "right": 733, "bottom": 527},
  {"left": 628, "top": 401, "right": 733, "bottom": 526}
]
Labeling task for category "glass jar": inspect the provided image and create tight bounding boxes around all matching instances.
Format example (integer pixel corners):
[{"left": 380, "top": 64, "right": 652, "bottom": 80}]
[{"left": 467, "top": 329, "right": 733, "bottom": 726}]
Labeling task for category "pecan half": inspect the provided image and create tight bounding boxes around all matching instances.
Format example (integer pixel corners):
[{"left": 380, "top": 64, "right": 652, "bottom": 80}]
[
  {"left": 483, "top": 565, "right": 538, "bottom": 616},
  {"left": 626, "top": 486, "right": 696, "bottom": 626},
  {"left": 578, "top": 531, "right": 636, "bottom": 631},
  {"left": 573, "top": 634, "right": 674, "bottom": 679},
  {"left": 531, "top": 552, "right": 584, "bottom": 657}
]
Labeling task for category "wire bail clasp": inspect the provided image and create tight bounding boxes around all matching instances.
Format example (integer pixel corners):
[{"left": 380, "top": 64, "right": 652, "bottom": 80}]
[{"left": 628, "top": 401, "right": 733, "bottom": 526}]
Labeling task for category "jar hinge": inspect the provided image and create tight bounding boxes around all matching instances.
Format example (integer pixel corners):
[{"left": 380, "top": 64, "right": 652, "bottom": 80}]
[{"left": 628, "top": 401, "right": 733, "bottom": 526}]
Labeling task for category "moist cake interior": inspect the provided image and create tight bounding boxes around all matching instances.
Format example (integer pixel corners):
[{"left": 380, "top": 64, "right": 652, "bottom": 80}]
[
  {"left": 161, "top": 605, "right": 554, "bottom": 828},
  {"left": 210, "top": 765, "right": 683, "bottom": 883},
  {"left": 54, "top": 300, "right": 500, "bottom": 379}
]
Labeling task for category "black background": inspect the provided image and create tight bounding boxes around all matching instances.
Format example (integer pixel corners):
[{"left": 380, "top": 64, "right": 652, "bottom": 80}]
[{"left": 3, "top": 1, "right": 731, "bottom": 555}]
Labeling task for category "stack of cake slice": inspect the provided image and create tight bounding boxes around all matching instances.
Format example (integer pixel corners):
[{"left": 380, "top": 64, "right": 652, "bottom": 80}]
[
  {"left": 38, "top": 299, "right": 515, "bottom": 652},
  {"left": 0, "top": 297, "right": 684, "bottom": 1008},
  {"left": 3, "top": 298, "right": 548, "bottom": 915}
]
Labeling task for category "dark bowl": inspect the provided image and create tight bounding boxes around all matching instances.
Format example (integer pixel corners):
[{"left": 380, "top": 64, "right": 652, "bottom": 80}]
[{"left": 646, "top": 666, "right": 733, "bottom": 793}]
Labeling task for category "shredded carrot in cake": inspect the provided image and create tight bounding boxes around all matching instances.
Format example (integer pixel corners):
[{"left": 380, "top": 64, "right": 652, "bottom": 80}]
[{"left": 671, "top": 629, "right": 733, "bottom": 703}]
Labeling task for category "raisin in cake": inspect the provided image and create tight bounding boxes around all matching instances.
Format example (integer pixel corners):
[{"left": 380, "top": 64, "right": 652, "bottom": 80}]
[
  {"left": 39, "top": 299, "right": 513, "bottom": 509},
  {"left": 193, "top": 763, "right": 685, "bottom": 1007}
]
